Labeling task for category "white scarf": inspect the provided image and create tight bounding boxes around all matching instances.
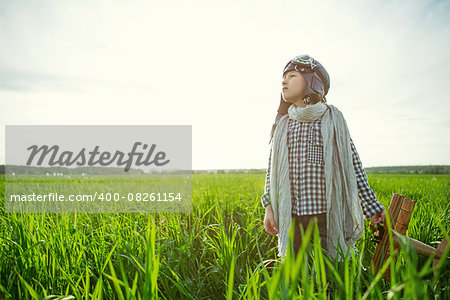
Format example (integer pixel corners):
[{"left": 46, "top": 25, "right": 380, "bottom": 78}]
[
  {"left": 269, "top": 102, "right": 364, "bottom": 261},
  {"left": 288, "top": 102, "right": 328, "bottom": 122}
]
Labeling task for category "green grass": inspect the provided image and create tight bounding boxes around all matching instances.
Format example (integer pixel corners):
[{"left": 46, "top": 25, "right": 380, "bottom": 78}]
[{"left": 0, "top": 173, "right": 449, "bottom": 299}]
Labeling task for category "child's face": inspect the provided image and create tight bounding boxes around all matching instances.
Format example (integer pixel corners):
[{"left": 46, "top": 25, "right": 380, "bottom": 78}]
[{"left": 281, "top": 70, "right": 307, "bottom": 106}]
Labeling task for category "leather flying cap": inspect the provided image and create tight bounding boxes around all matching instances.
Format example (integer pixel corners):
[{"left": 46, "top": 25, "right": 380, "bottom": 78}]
[{"left": 282, "top": 54, "right": 330, "bottom": 97}]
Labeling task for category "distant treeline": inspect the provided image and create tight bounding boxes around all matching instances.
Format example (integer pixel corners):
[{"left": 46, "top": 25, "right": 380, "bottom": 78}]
[
  {"left": 1, "top": 165, "right": 449, "bottom": 175},
  {"left": 191, "top": 166, "right": 450, "bottom": 175},
  {"left": 0, "top": 165, "right": 144, "bottom": 175},
  {"left": 192, "top": 169, "right": 267, "bottom": 174},
  {"left": 364, "top": 165, "right": 450, "bottom": 174}
]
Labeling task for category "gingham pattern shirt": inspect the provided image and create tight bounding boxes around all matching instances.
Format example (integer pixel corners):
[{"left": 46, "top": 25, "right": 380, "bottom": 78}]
[{"left": 261, "top": 116, "right": 384, "bottom": 219}]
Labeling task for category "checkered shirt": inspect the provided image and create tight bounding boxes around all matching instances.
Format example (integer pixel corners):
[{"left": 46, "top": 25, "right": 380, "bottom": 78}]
[{"left": 261, "top": 116, "right": 384, "bottom": 219}]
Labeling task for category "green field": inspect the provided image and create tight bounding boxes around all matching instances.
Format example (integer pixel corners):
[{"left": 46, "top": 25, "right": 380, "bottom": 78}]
[{"left": 0, "top": 174, "right": 449, "bottom": 299}]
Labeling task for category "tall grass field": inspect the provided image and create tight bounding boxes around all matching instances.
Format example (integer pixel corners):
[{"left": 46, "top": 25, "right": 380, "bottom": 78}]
[{"left": 0, "top": 173, "right": 449, "bottom": 299}]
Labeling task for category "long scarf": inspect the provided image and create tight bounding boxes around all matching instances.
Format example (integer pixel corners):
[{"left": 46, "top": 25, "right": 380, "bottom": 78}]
[{"left": 269, "top": 102, "right": 364, "bottom": 261}]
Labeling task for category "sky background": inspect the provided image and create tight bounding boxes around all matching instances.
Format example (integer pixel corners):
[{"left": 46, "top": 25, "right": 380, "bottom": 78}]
[{"left": 0, "top": 0, "right": 449, "bottom": 170}]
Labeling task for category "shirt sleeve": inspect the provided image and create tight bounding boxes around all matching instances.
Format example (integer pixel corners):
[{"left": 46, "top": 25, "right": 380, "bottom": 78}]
[
  {"left": 350, "top": 138, "right": 385, "bottom": 219},
  {"left": 261, "top": 147, "right": 272, "bottom": 208}
]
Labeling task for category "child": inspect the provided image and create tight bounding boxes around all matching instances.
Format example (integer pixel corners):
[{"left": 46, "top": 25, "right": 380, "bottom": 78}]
[{"left": 261, "top": 55, "right": 386, "bottom": 261}]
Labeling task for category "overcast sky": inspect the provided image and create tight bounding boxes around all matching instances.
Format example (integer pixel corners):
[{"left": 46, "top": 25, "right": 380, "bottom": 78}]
[{"left": 1, "top": 0, "right": 449, "bottom": 170}]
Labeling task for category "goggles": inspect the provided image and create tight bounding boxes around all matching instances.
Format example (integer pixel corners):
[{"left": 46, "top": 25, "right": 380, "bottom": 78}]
[{"left": 283, "top": 55, "right": 318, "bottom": 77}]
